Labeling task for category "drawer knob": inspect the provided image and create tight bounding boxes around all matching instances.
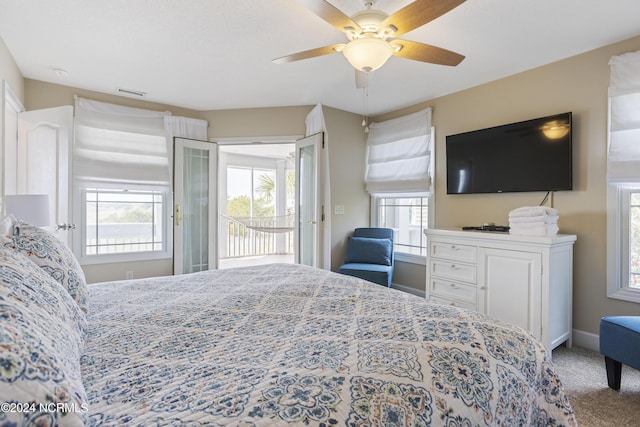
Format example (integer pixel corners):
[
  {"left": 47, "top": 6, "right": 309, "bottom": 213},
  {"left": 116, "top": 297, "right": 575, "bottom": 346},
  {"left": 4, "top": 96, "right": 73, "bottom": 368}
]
[{"left": 449, "top": 283, "right": 457, "bottom": 288}]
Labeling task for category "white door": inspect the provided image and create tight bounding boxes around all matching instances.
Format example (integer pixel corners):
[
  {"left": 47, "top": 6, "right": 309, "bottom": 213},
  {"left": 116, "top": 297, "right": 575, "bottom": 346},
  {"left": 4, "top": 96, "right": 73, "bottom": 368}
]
[
  {"left": 173, "top": 137, "right": 217, "bottom": 274},
  {"left": 479, "top": 248, "right": 542, "bottom": 339},
  {"left": 295, "top": 133, "right": 323, "bottom": 267},
  {"left": 14, "top": 106, "right": 74, "bottom": 245}
]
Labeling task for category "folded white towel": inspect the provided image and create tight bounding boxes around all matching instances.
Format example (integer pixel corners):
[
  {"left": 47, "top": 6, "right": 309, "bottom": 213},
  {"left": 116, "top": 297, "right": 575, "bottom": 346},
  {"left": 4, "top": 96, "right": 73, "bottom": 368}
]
[
  {"left": 509, "top": 215, "right": 558, "bottom": 225},
  {"left": 509, "top": 206, "right": 558, "bottom": 218},
  {"left": 509, "top": 224, "right": 559, "bottom": 236},
  {"left": 509, "top": 221, "right": 554, "bottom": 229}
]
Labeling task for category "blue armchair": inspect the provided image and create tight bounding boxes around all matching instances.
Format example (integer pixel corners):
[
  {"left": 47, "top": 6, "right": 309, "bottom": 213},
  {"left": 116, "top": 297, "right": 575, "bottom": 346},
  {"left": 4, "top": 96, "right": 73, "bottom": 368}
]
[
  {"left": 338, "top": 228, "right": 394, "bottom": 287},
  {"left": 599, "top": 316, "right": 640, "bottom": 390}
]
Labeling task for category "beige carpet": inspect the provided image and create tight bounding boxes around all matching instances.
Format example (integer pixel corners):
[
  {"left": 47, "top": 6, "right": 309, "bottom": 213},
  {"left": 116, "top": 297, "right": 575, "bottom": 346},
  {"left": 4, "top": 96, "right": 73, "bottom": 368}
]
[{"left": 552, "top": 345, "right": 640, "bottom": 426}]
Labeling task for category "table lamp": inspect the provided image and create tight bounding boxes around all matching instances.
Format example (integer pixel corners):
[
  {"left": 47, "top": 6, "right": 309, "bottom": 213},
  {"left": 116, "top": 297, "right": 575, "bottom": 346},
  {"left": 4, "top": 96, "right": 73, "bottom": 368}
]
[{"left": 3, "top": 194, "right": 51, "bottom": 229}]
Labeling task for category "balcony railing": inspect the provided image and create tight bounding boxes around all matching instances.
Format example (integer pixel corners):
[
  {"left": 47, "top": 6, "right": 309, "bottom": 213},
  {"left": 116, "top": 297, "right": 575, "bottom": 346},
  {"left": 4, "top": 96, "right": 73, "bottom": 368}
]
[{"left": 221, "top": 215, "right": 294, "bottom": 259}]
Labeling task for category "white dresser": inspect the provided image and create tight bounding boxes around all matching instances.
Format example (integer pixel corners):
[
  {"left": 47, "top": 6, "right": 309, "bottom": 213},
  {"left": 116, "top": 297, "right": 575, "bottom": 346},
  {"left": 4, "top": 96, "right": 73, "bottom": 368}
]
[{"left": 425, "top": 229, "right": 577, "bottom": 351}]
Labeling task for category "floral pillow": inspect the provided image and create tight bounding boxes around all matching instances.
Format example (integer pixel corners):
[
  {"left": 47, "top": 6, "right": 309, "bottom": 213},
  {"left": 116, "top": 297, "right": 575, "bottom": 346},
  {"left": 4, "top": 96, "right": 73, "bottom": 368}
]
[
  {"left": 0, "top": 246, "right": 88, "bottom": 426},
  {"left": 3, "top": 223, "right": 88, "bottom": 313}
]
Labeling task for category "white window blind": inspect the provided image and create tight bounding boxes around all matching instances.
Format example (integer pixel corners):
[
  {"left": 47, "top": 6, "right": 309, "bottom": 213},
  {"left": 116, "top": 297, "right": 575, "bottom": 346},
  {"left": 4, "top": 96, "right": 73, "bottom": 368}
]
[
  {"left": 365, "top": 107, "right": 432, "bottom": 194},
  {"left": 74, "top": 97, "right": 171, "bottom": 185},
  {"left": 608, "top": 49, "right": 640, "bottom": 181}
]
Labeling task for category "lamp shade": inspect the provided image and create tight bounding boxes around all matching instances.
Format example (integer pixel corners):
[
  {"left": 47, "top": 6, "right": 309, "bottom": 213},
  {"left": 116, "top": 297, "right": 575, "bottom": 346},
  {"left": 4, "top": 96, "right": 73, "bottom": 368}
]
[
  {"left": 4, "top": 194, "right": 51, "bottom": 226},
  {"left": 342, "top": 38, "right": 393, "bottom": 72}
]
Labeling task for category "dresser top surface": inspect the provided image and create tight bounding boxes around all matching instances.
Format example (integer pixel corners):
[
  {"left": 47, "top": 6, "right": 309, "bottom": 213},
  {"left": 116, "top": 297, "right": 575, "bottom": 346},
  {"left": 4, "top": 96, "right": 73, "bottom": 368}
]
[{"left": 425, "top": 228, "right": 577, "bottom": 245}]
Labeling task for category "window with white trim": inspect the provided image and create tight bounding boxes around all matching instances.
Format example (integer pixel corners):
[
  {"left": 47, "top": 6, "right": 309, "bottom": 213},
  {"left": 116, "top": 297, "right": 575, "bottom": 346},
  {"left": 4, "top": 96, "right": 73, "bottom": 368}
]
[
  {"left": 366, "top": 108, "right": 434, "bottom": 262},
  {"left": 606, "top": 49, "right": 640, "bottom": 303},
  {"left": 73, "top": 98, "right": 172, "bottom": 264},
  {"left": 82, "top": 187, "right": 168, "bottom": 256},
  {"left": 373, "top": 195, "right": 429, "bottom": 257}
]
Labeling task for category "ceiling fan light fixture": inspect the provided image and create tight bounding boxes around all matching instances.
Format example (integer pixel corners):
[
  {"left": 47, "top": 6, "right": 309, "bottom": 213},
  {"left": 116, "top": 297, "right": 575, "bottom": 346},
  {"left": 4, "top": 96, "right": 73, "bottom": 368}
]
[{"left": 342, "top": 37, "right": 393, "bottom": 72}]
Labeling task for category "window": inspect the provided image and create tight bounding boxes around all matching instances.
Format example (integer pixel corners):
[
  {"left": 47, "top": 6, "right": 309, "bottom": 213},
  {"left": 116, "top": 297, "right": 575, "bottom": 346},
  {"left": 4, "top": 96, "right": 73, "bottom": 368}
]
[
  {"left": 606, "top": 49, "right": 640, "bottom": 303},
  {"left": 608, "top": 185, "right": 640, "bottom": 302},
  {"left": 82, "top": 188, "right": 168, "bottom": 257},
  {"left": 366, "top": 108, "right": 433, "bottom": 264},
  {"left": 630, "top": 191, "right": 640, "bottom": 289},
  {"left": 374, "top": 196, "right": 429, "bottom": 258},
  {"left": 73, "top": 97, "right": 172, "bottom": 264}
]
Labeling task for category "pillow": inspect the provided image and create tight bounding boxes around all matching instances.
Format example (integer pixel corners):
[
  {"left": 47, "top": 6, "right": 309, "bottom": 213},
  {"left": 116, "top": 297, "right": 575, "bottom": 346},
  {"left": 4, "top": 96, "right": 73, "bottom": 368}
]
[
  {"left": 344, "top": 236, "right": 392, "bottom": 266},
  {"left": 0, "top": 246, "right": 88, "bottom": 426},
  {"left": 3, "top": 223, "right": 88, "bottom": 313}
]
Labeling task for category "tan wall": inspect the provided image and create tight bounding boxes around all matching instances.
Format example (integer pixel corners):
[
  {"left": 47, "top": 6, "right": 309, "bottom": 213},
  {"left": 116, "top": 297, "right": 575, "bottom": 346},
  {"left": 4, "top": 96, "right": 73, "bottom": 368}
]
[
  {"left": 24, "top": 79, "right": 205, "bottom": 119},
  {"left": 374, "top": 35, "right": 640, "bottom": 337},
  {"left": 323, "top": 106, "right": 369, "bottom": 270},
  {"left": 0, "top": 36, "right": 24, "bottom": 102}
]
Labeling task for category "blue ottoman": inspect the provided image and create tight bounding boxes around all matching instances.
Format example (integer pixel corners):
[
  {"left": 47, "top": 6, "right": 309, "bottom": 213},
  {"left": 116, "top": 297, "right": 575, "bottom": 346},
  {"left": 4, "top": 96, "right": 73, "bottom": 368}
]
[{"left": 599, "top": 316, "right": 640, "bottom": 390}]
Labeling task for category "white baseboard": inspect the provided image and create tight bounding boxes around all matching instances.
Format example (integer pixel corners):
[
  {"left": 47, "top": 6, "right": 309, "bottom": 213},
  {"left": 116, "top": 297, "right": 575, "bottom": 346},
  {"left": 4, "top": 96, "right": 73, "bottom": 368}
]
[
  {"left": 391, "top": 282, "right": 425, "bottom": 298},
  {"left": 571, "top": 328, "right": 600, "bottom": 352}
]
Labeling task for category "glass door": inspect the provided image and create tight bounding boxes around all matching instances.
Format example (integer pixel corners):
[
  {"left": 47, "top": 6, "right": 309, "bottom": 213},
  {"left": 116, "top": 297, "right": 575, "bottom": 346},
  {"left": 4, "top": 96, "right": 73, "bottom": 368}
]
[
  {"left": 173, "top": 137, "right": 217, "bottom": 274},
  {"left": 295, "top": 133, "right": 323, "bottom": 267}
]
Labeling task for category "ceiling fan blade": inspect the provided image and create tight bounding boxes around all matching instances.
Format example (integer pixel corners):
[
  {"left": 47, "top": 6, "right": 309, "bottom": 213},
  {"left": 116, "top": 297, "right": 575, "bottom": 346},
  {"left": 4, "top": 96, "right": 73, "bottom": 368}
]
[
  {"left": 381, "top": 0, "right": 466, "bottom": 38},
  {"left": 297, "top": 0, "right": 362, "bottom": 33},
  {"left": 391, "top": 40, "right": 465, "bottom": 66},
  {"left": 273, "top": 44, "right": 345, "bottom": 64}
]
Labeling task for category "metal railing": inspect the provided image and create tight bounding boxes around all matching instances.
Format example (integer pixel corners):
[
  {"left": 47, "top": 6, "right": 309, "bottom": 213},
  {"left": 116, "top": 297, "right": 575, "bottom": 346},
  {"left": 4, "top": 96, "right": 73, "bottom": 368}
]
[{"left": 222, "top": 216, "right": 294, "bottom": 258}]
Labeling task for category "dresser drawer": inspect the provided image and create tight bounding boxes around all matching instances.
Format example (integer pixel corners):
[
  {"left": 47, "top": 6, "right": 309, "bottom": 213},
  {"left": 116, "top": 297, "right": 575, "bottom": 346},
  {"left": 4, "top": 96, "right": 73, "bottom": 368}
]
[
  {"left": 429, "top": 295, "right": 477, "bottom": 311},
  {"left": 430, "top": 241, "right": 477, "bottom": 263},
  {"left": 430, "top": 259, "right": 476, "bottom": 283},
  {"left": 429, "top": 278, "right": 477, "bottom": 305}
]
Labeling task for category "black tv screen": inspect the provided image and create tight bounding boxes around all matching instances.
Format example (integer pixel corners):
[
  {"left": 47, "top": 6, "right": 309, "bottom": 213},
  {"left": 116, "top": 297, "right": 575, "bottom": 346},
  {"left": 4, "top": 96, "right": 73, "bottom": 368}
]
[{"left": 446, "top": 112, "right": 573, "bottom": 194}]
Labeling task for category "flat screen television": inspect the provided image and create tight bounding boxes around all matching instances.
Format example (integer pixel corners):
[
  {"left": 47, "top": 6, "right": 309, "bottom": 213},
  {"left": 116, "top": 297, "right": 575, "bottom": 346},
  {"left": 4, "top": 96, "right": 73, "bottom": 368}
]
[{"left": 446, "top": 112, "right": 573, "bottom": 194}]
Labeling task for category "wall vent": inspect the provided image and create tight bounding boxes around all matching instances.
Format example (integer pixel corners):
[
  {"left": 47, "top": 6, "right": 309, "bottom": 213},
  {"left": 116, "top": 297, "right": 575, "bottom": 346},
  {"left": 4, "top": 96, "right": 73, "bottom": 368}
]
[{"left": 117, "top": 88, "right": 146, "bottom": 97}]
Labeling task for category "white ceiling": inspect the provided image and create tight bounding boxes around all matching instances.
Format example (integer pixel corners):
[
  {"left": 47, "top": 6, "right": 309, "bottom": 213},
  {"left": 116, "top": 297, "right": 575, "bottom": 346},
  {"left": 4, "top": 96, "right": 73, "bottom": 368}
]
[{"left": 1, "top": 0, "right": 640, "bottom": 116}]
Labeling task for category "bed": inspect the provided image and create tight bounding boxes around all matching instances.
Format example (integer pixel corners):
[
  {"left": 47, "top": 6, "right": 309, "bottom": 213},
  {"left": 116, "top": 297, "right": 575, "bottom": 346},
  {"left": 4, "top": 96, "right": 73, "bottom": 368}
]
[{"left": 0, "top": 221, "right": 577, "bottom": 426}]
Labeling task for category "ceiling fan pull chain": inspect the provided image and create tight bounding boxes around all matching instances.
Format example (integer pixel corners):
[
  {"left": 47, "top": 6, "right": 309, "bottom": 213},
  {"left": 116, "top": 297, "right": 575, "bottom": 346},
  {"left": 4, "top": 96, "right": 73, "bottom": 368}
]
[{"left": 362, "top": 71, "right": 370, "bottom": 133}]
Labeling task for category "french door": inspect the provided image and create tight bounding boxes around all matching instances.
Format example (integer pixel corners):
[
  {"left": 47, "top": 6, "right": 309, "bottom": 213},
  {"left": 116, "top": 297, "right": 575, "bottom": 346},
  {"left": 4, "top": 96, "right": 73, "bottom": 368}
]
[
  {"left": 295, "top": 132, "right": 323, "bottom": 267},
  {"left": 173, "top": 137, "right": 217, "bottom": 274}
]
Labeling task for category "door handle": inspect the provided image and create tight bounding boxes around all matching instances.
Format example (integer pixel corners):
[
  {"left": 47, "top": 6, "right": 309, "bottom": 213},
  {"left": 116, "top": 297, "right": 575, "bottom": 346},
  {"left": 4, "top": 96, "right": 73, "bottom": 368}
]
[
  {"left": 56, "top": 223, "right": 76, "bottom": 231},
  {"left": 175, "top": 204, "right": 181, "bottom": 226}
]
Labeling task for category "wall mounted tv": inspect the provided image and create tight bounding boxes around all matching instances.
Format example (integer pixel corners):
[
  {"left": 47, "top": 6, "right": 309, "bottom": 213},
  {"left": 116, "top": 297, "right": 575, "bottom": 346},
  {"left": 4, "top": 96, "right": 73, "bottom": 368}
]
[{"left": 446, "top": 112, "right": 573, "bottom": 194}]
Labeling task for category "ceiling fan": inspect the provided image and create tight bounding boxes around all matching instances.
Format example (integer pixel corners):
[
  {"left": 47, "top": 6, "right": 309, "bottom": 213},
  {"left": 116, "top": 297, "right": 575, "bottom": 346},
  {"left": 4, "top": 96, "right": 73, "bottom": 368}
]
[{"left": 273, "top": 0, "right": 467, "bottom": 74}]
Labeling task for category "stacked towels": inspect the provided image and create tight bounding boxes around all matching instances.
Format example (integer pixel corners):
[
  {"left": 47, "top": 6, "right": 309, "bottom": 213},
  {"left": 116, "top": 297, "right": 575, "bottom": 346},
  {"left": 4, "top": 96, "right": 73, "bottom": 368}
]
[{"left": 508, "top": 206, "right": 559, "bottom": 236}]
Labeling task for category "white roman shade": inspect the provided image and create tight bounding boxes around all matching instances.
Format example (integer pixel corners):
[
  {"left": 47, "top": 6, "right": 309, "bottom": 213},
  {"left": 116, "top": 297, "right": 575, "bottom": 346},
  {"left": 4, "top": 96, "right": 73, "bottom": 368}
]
[
  {"left": 74, "top": 97, "right": 171, "bottom": 185},
  {"left": 608, "top": 49, "right": 640, "bottom": 181},
  {"left": 365, "top": 107, "right": 432, "bottom": 194}
]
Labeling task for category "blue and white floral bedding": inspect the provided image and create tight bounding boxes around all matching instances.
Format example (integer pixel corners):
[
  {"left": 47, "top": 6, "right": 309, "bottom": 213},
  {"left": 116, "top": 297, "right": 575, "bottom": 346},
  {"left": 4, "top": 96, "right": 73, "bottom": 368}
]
[{"left": 80, "top": 263, "right": 577, "bottom": 426}]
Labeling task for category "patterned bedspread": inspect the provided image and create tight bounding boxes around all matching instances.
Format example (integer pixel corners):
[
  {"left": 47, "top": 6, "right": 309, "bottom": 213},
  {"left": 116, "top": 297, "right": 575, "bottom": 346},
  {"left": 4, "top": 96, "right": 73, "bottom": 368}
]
[{"left": 80, "top": 263, "right": 576, "bottom": 426}]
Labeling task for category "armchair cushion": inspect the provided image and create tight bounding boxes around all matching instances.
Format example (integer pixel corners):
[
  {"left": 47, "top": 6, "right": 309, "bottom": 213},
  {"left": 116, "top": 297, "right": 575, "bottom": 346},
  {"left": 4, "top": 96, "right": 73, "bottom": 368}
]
[{"left": 344, "top": 237, "right": 392, "bottom": 266}]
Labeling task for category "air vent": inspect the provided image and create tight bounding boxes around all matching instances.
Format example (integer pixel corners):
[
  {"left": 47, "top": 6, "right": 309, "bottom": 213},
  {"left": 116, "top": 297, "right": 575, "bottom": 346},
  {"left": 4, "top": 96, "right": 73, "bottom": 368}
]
[{"left": 117, "top": 88, "right": 146, "bottom": 97}]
